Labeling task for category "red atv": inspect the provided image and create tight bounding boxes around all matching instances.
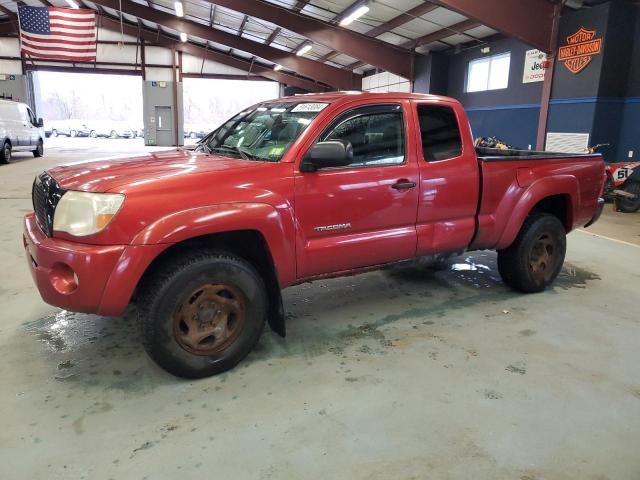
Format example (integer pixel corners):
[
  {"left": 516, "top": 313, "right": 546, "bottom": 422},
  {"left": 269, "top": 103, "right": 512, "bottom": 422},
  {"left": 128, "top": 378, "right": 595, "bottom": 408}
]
[{"left": 605, "top": 161, "right": 640, "bottom": 213}]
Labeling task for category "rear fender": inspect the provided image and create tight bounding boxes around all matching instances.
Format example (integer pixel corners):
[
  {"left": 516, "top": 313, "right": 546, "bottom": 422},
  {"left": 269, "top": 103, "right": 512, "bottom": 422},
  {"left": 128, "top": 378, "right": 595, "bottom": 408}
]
[
  {"left": 495, "top": 175, "right": 578, "bottom": 250},
  {"left": 131, "top": 203, "right": 296, "bottom": 287}
]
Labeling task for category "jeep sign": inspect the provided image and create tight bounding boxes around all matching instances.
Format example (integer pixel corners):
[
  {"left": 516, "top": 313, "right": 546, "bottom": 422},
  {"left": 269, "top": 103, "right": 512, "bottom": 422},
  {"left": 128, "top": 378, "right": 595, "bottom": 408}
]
[{"left": 523, "top": 49, "right": 549, "bottom": 83}]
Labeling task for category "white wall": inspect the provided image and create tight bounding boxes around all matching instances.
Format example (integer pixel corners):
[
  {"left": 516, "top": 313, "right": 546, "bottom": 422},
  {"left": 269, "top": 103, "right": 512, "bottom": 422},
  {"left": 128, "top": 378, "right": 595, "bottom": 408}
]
[{"left": 362, "top": 71, "right": 411, "bottom": 93}]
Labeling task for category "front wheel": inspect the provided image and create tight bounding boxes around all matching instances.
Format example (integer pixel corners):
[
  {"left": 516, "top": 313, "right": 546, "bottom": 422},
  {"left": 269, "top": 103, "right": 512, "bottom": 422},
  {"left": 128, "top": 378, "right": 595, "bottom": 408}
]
[
  {"left": 51, "top": 129, "right": 58, "bottom": 138},
  {"left": 109, "top": 130, "right": 118, "bottom": 139},
  {"left": 70, "top": 130, "right": 77, "bottom": 137},
  {"left": 138, "top": 250, "right": 267, "bottom": 378},
  {"left": 615, "top": 182, "right": 640, "bottom": 213},
  {"left": 497, "top": 214, "right": 566, "bottom": 293},
  {"left": 1, "top": 142, "right": 11, "bottom": 164},
  {"left": 89, "top": 130, "right": 97, "bottom": 138},
  {"left": 33, "top": 139, "right": 43, "bottom": 157}
]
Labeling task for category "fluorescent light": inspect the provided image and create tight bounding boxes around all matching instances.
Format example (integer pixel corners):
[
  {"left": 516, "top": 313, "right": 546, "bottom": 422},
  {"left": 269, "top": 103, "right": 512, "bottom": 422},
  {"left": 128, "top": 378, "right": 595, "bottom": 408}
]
[
  {"left": 274, "top": 64, "right": 283, "bottom": 71},
  {"left": 296, "top": 43, "right": 312, "bottom": 56},
  {"left": 174, "top": 1, "right": 184, "bottom": 17},
  {"left": 180, "top": 32, "right": 188, "bottom": 42},
  {"left": 339, "top": 5, "right": 369, "bottom": 26},
  {"left": 64, "top": 0, "right": 79, "bottom": 8}
]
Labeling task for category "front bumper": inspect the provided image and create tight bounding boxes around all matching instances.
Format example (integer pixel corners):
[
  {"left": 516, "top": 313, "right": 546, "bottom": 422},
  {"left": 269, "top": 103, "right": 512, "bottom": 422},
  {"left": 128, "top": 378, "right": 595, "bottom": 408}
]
[
  {"left": 23, "top": 213, "right": 125, "bottom": 314},
  {"left": 23, "top": 214, "right": 166, "bottom": 316},
  {"left": 584, "top": 197, "right": 605, "bottom": 228}
]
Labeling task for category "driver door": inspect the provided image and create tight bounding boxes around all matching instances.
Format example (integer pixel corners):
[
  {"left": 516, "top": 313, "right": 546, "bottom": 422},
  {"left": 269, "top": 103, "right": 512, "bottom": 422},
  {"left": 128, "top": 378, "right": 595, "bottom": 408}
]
[{"left": 293, "top": 101, "right": 420, "bottom": 279}]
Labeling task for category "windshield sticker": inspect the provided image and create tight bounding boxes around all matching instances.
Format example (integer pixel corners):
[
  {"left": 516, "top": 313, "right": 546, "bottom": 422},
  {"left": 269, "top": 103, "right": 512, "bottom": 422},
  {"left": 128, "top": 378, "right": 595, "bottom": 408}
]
[
  {"left": 269, "top": 146, "right": 285, "bottom": 157},
  {"left": 291, "top": 102, "right": 329, "bottom": 113}
]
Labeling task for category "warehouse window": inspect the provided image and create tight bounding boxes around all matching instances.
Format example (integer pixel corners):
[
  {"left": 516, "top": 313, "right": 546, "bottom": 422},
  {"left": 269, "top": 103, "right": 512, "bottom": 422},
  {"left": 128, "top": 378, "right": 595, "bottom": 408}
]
[
  {"left": 417, "top": 104, "right": 462, "bottom": 161},
  {"left": 466, "top": 52, "right": 511, "bottom": 92}
]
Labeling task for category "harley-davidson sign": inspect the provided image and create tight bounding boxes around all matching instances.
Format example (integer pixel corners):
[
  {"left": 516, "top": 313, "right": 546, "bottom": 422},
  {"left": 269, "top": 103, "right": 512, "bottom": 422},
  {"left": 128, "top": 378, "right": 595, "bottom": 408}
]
[{"left": 558, "top": 27, "right": 602, "bottom": 74}]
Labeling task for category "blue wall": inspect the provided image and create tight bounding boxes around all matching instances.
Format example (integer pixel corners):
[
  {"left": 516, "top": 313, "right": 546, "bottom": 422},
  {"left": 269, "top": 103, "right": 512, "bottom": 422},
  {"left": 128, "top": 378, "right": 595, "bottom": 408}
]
[{"left": 414, "top": 0, "right": 640, "bottom": 162}]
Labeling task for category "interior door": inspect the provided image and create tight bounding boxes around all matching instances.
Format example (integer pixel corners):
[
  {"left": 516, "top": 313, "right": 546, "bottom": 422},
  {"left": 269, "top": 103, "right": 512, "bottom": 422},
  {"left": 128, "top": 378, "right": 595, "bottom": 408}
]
[
  {"left": 155, "top": 106, "right": 173, "bottom": 146},
  {"left": 294, "top": 101, "right": 420, "bottom": 279}
]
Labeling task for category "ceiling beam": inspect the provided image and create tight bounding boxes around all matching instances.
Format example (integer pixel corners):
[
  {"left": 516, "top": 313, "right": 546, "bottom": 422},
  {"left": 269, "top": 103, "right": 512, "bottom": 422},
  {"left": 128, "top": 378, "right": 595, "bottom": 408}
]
[
  {"left": 404, "top": 18, "right": 481, "bottom": 48},
  {"left": 90, "top": 0, "right": 359, "bottom": 89},
  {"left": 318, "top": 2, "right": 440, "bottom": 64},
  {"left": 427, "top": 0, "right": 558, "bottom": 53},
  {"left": 265, "top": 27, "right": 281, "bottom": 45},
  {"left": 204, "top": 0, "right": 414, "bottom": 79},
  {"left": 293, "top": 0, "right": 310, "bottom": 13},
  {"left": 0, "top": 18, "right": 325, "bottom": 91},
  {"left": 365, "top": 3, "right": 439, "bottom": 38}
]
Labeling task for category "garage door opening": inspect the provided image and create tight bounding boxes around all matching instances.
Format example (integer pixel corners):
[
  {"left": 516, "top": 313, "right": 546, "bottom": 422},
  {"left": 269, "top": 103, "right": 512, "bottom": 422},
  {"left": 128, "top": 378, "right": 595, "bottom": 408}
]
[
  {"left": 33, "top": 71, "right": 143, "bottom": 140},
  {"left": 182, "top": 78, "right": 279, "bottom": 144}
]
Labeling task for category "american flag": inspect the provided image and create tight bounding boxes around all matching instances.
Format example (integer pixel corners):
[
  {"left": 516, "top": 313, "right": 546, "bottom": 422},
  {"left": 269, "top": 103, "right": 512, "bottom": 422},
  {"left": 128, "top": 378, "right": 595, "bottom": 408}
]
[{"left": 18, "top": 6, "right": 97, "bottom": 62}]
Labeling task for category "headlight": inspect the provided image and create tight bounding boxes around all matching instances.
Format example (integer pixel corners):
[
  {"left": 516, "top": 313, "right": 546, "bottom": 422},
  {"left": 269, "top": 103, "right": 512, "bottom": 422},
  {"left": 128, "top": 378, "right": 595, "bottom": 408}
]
[{"left": 53, "top": 191, "right": 125, "bottom": 236}]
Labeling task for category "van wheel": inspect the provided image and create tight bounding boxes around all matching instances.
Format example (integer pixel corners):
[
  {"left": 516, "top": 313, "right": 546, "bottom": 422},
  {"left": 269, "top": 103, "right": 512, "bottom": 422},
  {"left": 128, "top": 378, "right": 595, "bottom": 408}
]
[
  {"left": 1, "top": 142, "right": 11, "bottom": 164},
  {"left": 138, "top": 250, "right": 267, "bottom": 378},
  {"left": 497, "top": 214, "right": 566, "bottom": 293},
  {"left": 615, "top": 182, "right": 640, "bottom": 213},
  {"left": 33, "top": 139, "right": 43, "bottom": 157}
]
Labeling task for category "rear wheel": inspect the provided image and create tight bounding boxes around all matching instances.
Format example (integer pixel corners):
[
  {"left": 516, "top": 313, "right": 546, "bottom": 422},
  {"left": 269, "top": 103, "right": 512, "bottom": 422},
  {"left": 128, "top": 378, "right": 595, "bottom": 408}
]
[
  {"left": 138, "top": 250, "right": 267, "bottom": 378},
  {"left": 109, "top": 130, "right": 118, "bottom": 139},
  {"left": 498, "top": 214, "right": 566, "bottom": 293},
  {"left": 32, "top": 139, "right": 43, "bottom": 157},
  {"left": 1, "top": 141, "right": 11, "bottom": 164},
  {"left": 51, "top": 129, "right": 58, "bottom": 138},
  {"left": 89, "top": 130, "right": 97, "bottom": 138},
  {"left": 615, "top": 182, "right": 640, "bottom": 213},
  {"left": 70, "top": 129, "right": 77, "bottom": 137}
]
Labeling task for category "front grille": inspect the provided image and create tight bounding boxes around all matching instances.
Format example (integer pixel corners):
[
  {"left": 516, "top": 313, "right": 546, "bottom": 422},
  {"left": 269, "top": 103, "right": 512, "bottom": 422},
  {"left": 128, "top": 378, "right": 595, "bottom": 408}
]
[{"left": 32, "top": 173, "right": 64, "bottom": 237}]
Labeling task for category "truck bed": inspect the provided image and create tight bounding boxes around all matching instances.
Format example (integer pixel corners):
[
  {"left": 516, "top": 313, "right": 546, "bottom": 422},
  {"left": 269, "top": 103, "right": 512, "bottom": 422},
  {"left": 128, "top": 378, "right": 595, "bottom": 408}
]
[{"left": 471, "top": 150, "right": 605, "bottom": 251}]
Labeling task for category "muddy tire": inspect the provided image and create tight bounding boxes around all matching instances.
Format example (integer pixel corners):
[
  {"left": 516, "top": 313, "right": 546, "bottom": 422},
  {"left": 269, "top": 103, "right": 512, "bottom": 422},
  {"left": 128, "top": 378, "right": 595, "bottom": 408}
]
[
  {"left": 33, "top": 139, "right": 43, "bottom": 157},
  {"left": 138, "top": 250, "right": 267, "bottom": 378},
  {"left": 615, "top": 182, "right": 640, "bottom": 213},
  {"left": 497, "top": 214, "right": 566, "bottom": 293},
  {"left": 1, "top": 141, "right": 11, "bottom": 164}
]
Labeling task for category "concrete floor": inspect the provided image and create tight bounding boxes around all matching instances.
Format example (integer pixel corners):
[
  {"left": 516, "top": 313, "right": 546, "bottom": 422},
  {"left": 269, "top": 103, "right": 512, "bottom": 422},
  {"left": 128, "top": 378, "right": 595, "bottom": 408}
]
[{"left": 1, "top": 140, "right": 639, "bottom": 480}]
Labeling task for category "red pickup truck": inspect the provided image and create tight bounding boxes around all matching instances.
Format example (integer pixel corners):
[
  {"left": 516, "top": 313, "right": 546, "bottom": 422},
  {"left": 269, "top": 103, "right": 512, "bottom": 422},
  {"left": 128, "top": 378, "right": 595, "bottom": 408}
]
[{"left": 24, "top": 92, "right": 605, "bottom": 378}]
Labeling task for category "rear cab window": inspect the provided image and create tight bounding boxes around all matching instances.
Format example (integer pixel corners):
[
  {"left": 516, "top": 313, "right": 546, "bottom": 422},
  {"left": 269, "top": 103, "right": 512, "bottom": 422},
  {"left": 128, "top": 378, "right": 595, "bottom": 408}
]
[{"left": 416, "top": 104, "right": 462, "bottom": 161}]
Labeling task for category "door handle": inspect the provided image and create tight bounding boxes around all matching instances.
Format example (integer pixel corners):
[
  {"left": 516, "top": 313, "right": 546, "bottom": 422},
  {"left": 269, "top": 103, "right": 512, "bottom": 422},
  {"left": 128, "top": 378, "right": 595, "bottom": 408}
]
[{"left": 391, "top": 181, "right": 417, "bottom": 190}]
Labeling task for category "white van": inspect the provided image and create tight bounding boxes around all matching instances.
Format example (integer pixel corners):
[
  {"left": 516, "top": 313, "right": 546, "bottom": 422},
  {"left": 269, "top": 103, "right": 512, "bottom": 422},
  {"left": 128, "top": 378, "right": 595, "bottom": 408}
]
[{"left": 0, "top": 99, "right": 44, "bottom": 164}]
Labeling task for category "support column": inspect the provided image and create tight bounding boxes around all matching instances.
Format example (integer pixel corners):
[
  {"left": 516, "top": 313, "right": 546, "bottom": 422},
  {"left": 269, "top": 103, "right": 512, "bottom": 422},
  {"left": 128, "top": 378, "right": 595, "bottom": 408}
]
[
  {"left": 535, "top": 2, "right": 561, "bottom": 151},
  {"left": 141, "top": 61, "right": 184, "bottom": 147}
]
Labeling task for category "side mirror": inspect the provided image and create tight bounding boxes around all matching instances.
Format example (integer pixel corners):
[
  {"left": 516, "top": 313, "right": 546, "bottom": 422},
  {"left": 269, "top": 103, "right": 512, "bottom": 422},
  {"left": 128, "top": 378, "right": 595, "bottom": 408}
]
[
  {"left": 37, "top": 118, "right": 44, "bottom": 127},
  {"left": 302, "top": 141, "right": 353, "bottom": 172}
]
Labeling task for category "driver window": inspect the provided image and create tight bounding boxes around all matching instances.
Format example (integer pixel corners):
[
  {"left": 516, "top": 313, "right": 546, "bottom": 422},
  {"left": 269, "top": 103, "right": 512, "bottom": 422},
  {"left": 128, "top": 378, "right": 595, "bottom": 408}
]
[
  {"left": 321, "top": 104, "right": 405, "bottom": 167},
  {"left": 27, "top": 107, "right": 37, "bottom": 126}
]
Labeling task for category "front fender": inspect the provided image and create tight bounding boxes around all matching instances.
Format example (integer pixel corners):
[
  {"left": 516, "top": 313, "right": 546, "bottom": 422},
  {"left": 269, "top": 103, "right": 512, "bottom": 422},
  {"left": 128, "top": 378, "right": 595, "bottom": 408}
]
[
  {"left": 495, "top": 175, "right": 578, "bottom": 250},
  {"left": 131, "top": 202, "right": 296, "bottom": 286}
]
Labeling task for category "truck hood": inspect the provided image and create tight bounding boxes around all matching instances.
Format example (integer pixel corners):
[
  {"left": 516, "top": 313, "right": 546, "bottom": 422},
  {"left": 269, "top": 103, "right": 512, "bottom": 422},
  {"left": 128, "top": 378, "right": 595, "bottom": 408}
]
[{"left": 47, "top": 149, "right": 261, "bottom": 192}]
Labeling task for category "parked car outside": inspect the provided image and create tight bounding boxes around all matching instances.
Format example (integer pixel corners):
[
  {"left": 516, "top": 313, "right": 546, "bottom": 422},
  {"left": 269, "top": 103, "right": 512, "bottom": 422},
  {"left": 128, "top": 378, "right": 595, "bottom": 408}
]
[
  {"left": 184, "top": 123, "right": 210, "bottom": 139},
  {"left": 0, "top": 99, "right": 44, "bottom": 163},
  {"left": 89, "top": 120, "right": 134, "bottom": 138}
]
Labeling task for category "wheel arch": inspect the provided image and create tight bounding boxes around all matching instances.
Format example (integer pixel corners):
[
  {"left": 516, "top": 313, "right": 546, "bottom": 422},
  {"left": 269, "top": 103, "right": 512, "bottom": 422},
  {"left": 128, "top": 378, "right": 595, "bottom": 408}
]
[
  {"left": 496, "top": 175, "right": 578, "bottom": 250},
  {"left": 135, "top": 229, "right": 286, "bottom": 337}
]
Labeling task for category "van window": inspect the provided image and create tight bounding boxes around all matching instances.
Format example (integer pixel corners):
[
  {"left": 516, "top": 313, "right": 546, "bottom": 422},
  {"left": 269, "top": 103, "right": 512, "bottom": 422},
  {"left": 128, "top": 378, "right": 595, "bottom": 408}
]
[{"left": 416, "top": 105, "right": 462, "bottom": 161}]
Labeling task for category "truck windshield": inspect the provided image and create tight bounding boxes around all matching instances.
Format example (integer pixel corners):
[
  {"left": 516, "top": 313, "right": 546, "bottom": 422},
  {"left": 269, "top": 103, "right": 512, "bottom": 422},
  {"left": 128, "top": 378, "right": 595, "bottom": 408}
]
[{"left": 197, "top": 101, "right": 329, "bottom": 161}]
